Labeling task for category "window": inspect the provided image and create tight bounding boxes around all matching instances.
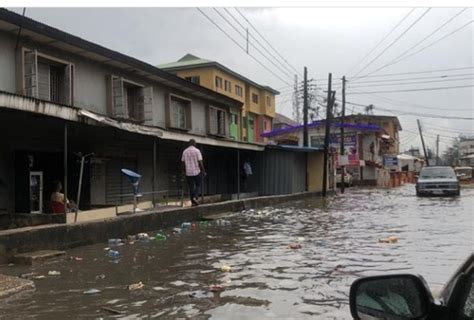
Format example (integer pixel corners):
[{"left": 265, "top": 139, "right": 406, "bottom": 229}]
[
  {"left": 231, "top": 113, "right": 238, "bottom": 124},
  {"left": 235, "top": 85, "right": 243, "bottom": 97},
  {"left": 168, "top": 95, "right": 191, "bottom": 130},
  {"left": 185, "top": 76, "right": 200, "bottom": 85},
  {"left": 266, "top": 96, "right": 271, "bottom": 107},
  {"left": 248, "top": 118, "right": 255, "bottom": 129},
  {"left": 209, "top": 106, "right": 226, "bottom": 136},
  {"left": 252, "top": 93, "right": 259, "bottom": 104},
  {"left": 215, "top": 76, "right": 223, "bottom": 89},
  {"left": 22, "top": 49, "right": 74, "bottom": 105},
  {"left": 224, "top": 80, "right": 232, "bottom": 92},
  {"left": 110, "top": 76, "right": 153, "bottom": 122}
]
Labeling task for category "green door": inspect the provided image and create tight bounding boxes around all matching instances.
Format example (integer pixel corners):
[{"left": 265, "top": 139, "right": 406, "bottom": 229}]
[
  {"left": 248, "top": 114, "right": 255, "bottom": 142},
  {"left": 230, "top": 113, "right": 238, "bottom": 140}
]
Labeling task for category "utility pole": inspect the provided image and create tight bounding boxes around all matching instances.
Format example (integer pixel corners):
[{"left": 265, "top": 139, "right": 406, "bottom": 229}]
[
  {"left": 436, "top": 134, "right": 440, "bottom": 165},
  {"left": 303, "top": 67, "right": 308, "bottom": 147},
  {"left": 246, "top": 28, "right": 249, "bottom": 54},
  {"left": 322, "top": 73, "right": 333, "bottom": 197},
  {"left": 340, "top": 76, "right": 346, "bottom": 194},
  {"left": 293, "top": 74, "right": 300, "bottom": 124},
  {"left": 417, "top": 119, "right": 430, "bottom": 166}
]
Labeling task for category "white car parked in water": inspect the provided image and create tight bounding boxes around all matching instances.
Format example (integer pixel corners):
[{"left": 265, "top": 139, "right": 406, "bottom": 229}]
[{"left": 416, "top": 166, "right": 460, "bottom": 197}]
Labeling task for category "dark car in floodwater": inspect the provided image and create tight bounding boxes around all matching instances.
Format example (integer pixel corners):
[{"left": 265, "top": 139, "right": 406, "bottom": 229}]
[
  {"left": 416, "top": 166, "right": 460, "bottom": 197},
  {"left": 349, "top": 253, "right": 474, "bottom": 320}
]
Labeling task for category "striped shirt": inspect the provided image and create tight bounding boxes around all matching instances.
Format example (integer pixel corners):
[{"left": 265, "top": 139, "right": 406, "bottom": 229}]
[{"left": 181, "top": 146, "right": 203, "bottom": 176}]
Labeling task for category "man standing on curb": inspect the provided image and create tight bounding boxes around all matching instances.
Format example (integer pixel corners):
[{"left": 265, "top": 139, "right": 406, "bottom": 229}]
[{"left": 181, "top": 139, "right": 206, "bottom": 206}]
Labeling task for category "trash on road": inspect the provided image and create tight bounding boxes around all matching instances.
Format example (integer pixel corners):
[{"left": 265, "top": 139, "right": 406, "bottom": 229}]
[
  {"left": 220, "top": 265, "right": 232, "bottom": 272},
  {"left": 181, "top": 222, "right": 191, "bottom": 229},
  {"left": 108, "top": 238, "right": 123, "bottom": 246},
  {"left": 137, "top": 233, "right": 149, "bottom": 240},
  {"left": 69, "top": 256, "right": 83, "bottom": 261},
  {"left": 107, "top": 250, "right": 120, "bottom": 259},
  {"left": 288, "top": 243, "right": 302, "bottom": 249},
  {"left": 209, "top": 284, "right": 224, "bottom": 292},
  {"left": 101, "top": 306, "right": 124, "bottom": 315},
  {"left": 155, "top": 233, "right": 167, "bottom": 241},
  {"left": 128, "top": 281, "right": 144, "bottom": 290},
  {"left": 379, "top": 236, "right": 399, "bottom": 244},
  {"left": 48, "top": 270, "right": 61, "bottom": 276},
  {"left": 19, "top": 272, "right": 36, "bottom": 279},
  {"left": 83, "top": 288, "right": 101, "bottom": 294}
]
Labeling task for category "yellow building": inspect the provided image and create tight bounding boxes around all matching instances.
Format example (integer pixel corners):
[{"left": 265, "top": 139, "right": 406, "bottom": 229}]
[{"left": 158, "top": 54, "right": 279, "bottom": 143}]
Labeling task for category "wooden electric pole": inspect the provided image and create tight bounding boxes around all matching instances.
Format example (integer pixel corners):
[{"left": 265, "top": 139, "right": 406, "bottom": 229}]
[
  {"left": 340, "top": 76, "right": 346, "bottom": 194},
  {"left": 436, "top": 134, "right": 440, "bottom": 165},
  {"left": 417, "top": 119, "right": 429, "bottom": 166},
  {"left": 303, "top": 67, "right": 308, "bottom": 147},
  {"left": 322, "top": 73, "right": 333, "bottom": 197}
]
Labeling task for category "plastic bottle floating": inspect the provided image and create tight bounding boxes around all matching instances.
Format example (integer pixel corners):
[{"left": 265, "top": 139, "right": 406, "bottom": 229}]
[
  {"left": 107, "top": 250, "right": 120, "bottom": 259},
  {"left": 181, "top": 222, "right": 192, "bottom": 229},
  {"left": 220, "top": 265, "right": 232, "bottom": 272},
  {"left": 209, "top": 284, "right": 224, "bottom": 292},
  {"left": 378, "top": 236, "right": 399, "bottom": 244},
  {"left": 288, "top": 243, "right": 302, "bottom": 249},
  {"left": 155, "top": 233, "right": 167, "bottom": 241}
]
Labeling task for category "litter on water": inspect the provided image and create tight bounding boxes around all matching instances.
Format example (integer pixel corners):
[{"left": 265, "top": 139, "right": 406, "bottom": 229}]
[
  {"left": 83, "top": 288, "right": 101, "bottom": 295},
  {"left": 48, "top": 270, "right": 61, "bottom": 276},
  {"left": 220, "top": 265, "right": 232, "bottom": 272},
  {"left": 378, "top": 236, "right": 399, "bottom": 244},
  {"left": 128, "top": 282, "right": 144, "bottom": 291}
]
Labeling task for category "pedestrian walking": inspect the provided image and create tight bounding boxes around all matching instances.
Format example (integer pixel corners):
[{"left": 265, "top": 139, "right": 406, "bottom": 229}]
[
  {"left": 181, "top": 139, "right": 206, "bottom": 206},
  {"left": 242, "top": 158, "right": 253, "bottom": 192}
]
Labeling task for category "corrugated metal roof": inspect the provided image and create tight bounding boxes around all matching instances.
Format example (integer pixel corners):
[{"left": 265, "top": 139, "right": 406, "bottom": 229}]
[{"left": 266, "top": 145, "right": 323, "bottom": 153}]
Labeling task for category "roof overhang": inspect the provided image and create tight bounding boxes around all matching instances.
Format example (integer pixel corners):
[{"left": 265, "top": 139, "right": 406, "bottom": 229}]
[
  {"left": 0, "top": 9, "right": 242, "bottom": 109},
  {"left": 0, "top": 91, "right": 264, "bottom": 151}
]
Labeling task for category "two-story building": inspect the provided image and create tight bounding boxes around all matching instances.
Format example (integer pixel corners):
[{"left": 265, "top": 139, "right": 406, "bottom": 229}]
[
  {"left": 158, "top": 54, "right": 279, "bottom": 143},
  {"left": 262, "top": 114, "right": 402, "bottom": 186},
  {"left": 0, "top": 9, "right": 273, "bottom": 218}
]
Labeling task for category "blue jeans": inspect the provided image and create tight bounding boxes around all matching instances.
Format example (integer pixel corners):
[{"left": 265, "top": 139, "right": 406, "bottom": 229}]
[{"left": 186, "top": 174, "right": 201, "bottom": 201}]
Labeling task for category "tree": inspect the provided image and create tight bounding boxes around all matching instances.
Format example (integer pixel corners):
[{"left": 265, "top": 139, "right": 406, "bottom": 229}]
[{"left": 442, "top": 137, "right": 460, "bottom": 166}]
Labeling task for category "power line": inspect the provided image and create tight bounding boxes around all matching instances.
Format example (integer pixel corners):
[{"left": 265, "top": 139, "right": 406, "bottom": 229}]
[
  {"left": 196, "top": 8, "right": 292, "bottom": 86},
  {"left": 346, "top": 73, "right": 474, "bottom": 85},
  {"left": 212, "top": 8, "right": 294, "bottom": 79},
  {"left": 346, "top": 101, "right": 474, "bottom": 120},
  {"left": 352, "top": 8, "right": 432, "bottom": 78},
  {"left": 347, "top": 8, "right": 416, "bottom": 76},
  {"left": 347, "top": 76, "right": 474, "bottom": 89},
  {"left": 358, "top": 18, "right": 474, "bottom": 79},
  {"left": 342, "top": 89, "right": 473, "bottom": 112},
  {"left": 223, "top": 8, "right": 296, "bottom": 77},
  {"left": 373, "top": 9, "right": 468, "bottom": 71},
  {"left": 347, "top": 84, "right": 474, "bottom": 95},
  {"left": 348, "top": 66, "right": 474, "bottom": 80},
  {"left": 234, "top": 7, "right": 302, "bottom": 77}
]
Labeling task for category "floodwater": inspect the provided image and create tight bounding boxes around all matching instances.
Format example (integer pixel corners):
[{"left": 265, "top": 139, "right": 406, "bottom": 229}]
[{"left": 0, "top": 184, "right": 473, "bottom": 319}]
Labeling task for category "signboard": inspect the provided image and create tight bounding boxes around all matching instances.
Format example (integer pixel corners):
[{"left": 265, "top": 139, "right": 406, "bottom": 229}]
[
  {"left": 310, "top": 133, "right": 360, "bottom": 167},
  {"left": 384, "top": 156, "right": 398, "bottom": 167}
]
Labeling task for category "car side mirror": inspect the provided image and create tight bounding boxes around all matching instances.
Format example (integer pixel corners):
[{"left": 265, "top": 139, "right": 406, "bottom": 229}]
[{"left": 350, "top": 274, "right": 434, "bottom": 320}]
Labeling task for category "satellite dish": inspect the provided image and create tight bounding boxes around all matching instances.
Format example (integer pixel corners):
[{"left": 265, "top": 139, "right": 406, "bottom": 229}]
[{"left": 121, "top": 168, "right": 141, "bottom": 196}]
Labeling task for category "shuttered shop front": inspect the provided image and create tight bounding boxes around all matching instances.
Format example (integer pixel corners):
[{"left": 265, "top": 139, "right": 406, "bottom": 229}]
[{"left": 105, "top": 158, "right": 137, "bottom": 205}]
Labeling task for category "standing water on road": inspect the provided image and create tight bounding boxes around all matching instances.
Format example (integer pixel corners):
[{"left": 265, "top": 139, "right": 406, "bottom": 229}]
[{"left": 0, "top": 184, "right": 472, "bottom": 319}]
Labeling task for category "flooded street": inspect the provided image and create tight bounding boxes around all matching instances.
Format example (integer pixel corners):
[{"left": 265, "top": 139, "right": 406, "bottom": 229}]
[{"left": 0, "top": 184, "right": 473, "bottom": 319}]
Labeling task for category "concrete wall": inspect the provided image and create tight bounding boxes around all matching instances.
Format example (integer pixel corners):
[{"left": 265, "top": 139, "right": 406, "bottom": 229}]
[
  {"left": 0, "top": 32, "right": 16, "bottom": 93},
  {"left": 0, "top": 31, "right": 227, "bottom": 137},
  {"left": 308, "top": 152, "right": 325, "bottom": 192}
]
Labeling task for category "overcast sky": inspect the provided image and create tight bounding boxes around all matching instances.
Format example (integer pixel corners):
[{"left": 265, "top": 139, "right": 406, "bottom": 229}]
[{"left": 8, "top": 7, "right": 473, "bottom": 153}]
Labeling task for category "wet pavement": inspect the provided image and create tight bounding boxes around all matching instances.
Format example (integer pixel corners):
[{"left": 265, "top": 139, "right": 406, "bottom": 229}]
[{"left": 0, "top": 184, "right": 472, "bottom": 319}]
